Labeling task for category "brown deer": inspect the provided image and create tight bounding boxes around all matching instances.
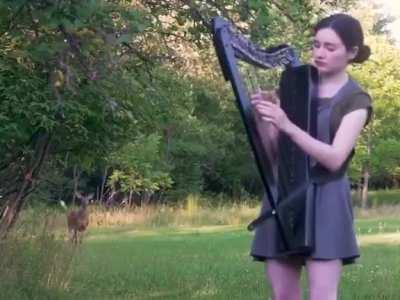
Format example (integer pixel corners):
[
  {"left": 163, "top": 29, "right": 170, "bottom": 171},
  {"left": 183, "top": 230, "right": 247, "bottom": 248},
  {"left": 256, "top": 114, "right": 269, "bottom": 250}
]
[{"left": 67, "top": 192, "right": 92, "bottom": 244}]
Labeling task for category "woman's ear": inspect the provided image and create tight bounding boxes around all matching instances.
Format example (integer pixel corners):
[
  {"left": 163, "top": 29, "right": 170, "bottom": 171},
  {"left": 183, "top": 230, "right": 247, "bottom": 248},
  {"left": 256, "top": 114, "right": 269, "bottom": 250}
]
[{"left": 347, "top": 46, "right": 359, "bottom": 61}]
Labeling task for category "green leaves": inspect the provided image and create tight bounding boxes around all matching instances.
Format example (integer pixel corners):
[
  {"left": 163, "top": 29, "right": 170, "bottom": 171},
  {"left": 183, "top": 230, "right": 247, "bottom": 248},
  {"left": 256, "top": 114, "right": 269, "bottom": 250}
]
[
  {"left": 3, "top": 0, "right": 397, "bottom": 209},
  {"left": 349, "top": 8, "right": 400, "bottom": 186},
  {"left": 108, "top": 133, "right": 173, "bottom": 194}
]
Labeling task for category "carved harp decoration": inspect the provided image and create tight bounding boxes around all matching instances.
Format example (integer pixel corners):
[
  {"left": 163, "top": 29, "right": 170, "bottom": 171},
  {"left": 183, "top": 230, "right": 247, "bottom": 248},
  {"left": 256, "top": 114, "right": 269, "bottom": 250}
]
[{"left": 212, "top": 17, "right": 319, "bottom": 255}]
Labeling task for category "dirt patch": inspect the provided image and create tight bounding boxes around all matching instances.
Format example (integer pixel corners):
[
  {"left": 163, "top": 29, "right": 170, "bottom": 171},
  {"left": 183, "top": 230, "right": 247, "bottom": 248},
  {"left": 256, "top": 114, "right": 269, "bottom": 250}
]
[{"left": 358, "top": 232, "right": 400, "bottom": 245}]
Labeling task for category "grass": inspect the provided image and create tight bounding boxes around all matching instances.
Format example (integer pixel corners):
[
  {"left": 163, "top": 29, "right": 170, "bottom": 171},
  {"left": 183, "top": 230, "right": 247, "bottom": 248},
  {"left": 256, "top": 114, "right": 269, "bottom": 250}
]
[
  {"left": 2, "top": 190, "right": 400, "bottom": 299},
  {"left": 67, "top": 221, "right": 400, "bottom": 300},
  {"left": 0, "top": 209, "right": 77, "bottom": 300},
  {"left": 70, "top": 226, "right": 263, "bottom": 300},
  {"left": 367, "top": 189, "right": 400, "bottom": 206}
]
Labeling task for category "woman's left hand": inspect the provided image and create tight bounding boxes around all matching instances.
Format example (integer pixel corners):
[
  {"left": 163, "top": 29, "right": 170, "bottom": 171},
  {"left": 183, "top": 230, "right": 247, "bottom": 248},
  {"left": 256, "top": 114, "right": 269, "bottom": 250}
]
[{"left": 251, "top": 100, "right": 293, "bottom": 134}]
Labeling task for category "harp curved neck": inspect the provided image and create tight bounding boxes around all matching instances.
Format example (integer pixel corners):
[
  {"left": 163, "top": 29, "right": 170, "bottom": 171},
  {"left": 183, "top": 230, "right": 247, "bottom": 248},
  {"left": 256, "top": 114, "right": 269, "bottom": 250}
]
[{"left": 212, "top": 17, "right": 302, "bottom": 69}]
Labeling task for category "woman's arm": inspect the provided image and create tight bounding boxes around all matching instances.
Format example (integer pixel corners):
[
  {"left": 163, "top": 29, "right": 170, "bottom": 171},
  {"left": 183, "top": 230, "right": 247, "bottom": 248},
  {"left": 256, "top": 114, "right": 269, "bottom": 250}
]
[
  {"left": 251, "top": 100, "right": 368, "bottom": 172},
  {"left": 254, "top": 112, "right": 279, "bottom": 162}
]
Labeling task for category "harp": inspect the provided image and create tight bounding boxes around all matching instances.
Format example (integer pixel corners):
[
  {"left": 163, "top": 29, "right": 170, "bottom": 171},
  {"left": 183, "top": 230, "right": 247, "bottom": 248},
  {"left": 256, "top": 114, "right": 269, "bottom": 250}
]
[{"left": 212, "top": 17, "right": 318, "bottom": 255}]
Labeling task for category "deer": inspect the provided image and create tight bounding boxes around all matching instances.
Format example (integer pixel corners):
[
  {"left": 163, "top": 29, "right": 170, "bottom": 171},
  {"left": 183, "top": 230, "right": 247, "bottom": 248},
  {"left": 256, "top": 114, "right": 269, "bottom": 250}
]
[{"left": 67, "top": 192, "right": 92, "bottom": 245}]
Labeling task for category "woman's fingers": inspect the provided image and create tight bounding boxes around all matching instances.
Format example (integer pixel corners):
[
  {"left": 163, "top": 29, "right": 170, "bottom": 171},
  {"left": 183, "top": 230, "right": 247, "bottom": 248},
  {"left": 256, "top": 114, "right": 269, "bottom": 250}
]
[
  {"left": 252, "top": 101, "right": 278, "bottom": 113},
  {"left": 250, "top": 93, "right": 264, "bottom": 101},
  {"left": 261, "top": 116, "right": 277, "bottom": 126},
  {"left": 260, "top": 91, "right": 278, "bottom": 104},
  {"left": 251, "top": 94, "right": 284, "bottom": 129},
  {"left": 255, "top": 107, "right": 276, "bottom": 121},
  {"left": 250, "top": 90, "right": 279, "bottom": 102}
]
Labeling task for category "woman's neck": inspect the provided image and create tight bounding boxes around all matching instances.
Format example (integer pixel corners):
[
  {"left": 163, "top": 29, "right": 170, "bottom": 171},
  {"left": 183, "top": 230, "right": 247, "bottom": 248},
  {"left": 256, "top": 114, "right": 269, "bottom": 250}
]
[{"left": 318, "top": 71, "right": 349, "bottom": 98}]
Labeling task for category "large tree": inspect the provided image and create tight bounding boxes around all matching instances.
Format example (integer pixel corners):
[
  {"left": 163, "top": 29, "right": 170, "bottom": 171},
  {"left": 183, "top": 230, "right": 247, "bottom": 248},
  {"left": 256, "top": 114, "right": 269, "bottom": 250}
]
[
  {"left": 0, "top": 0, "right": 152, "bottom": 235},
  {"left": 349, "top": 2, "right": 400, "bottom": 207},
  {"left": 0, "top": 0, "right": 363, "bottom": 234}
]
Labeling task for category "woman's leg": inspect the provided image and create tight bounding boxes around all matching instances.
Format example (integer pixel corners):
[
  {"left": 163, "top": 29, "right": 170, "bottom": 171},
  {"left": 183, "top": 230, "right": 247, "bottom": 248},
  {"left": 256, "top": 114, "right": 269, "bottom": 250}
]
[
  {"left": 306, "top": 259, "right": 342, "bottom": 300},
  {"left": 266, "top": 258, "right": 303, "bottom": 300}
]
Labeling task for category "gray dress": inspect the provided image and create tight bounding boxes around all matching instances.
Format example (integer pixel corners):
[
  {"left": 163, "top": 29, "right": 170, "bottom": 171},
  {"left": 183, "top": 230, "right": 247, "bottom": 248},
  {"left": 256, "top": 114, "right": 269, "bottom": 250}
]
[{"left": 250, "top": 79, "right": 372, "bottom": 265}]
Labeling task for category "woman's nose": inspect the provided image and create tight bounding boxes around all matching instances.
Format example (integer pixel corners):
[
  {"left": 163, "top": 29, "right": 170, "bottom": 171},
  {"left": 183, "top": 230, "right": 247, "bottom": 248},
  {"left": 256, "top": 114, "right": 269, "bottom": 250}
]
[{"left": 314, "top": 47, "right": 326, "bottom": 59}]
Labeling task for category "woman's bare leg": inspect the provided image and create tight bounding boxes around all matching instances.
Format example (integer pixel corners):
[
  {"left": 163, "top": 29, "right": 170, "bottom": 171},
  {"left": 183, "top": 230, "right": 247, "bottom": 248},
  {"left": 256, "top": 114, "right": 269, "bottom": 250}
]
[
  {"left": 306, "top": 259, "right": 342, "bottom": 300},
  {"left": 266, "top": 258, "right": 303, "bottom": 300}
]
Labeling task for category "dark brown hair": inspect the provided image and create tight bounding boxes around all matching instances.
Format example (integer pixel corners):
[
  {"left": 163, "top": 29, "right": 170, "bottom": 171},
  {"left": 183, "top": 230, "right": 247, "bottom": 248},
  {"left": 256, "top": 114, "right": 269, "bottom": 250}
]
[{"left": 314, "top": 13, "right": 371, "bottom": 63}]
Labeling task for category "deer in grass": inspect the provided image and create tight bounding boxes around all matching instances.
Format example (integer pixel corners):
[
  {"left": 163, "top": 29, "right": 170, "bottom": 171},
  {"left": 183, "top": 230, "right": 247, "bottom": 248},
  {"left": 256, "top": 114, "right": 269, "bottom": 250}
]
[{"left": 67, "top": 192, "right": 92, "bottom": 245}]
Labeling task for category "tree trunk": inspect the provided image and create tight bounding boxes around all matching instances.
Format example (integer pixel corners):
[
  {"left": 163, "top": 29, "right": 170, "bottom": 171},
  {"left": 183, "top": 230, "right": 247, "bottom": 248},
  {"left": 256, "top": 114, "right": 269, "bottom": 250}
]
[
  {"left": 0, "top": 132, "right": 51, "bottom": 238},
  {"left": 393, "top": 177, "right": 399, "bottom": 189},
  {"left": 72, "top": 165, "right": 81, "bottom": 206},
  {"left": 361, "top": 167, "right": 370, "bottom": 209},
  {"left": 0, "top": 181, "right": 31, "bottom": 238},
  {"left": 96, "top": 186, "right": 100, "bottom": 202},
  {"left": 128, "top": 190, "right": 133, "bottom": 207},
  {"left": 100, "top": 166, "right": 108, "bottom": 203},
  {"left": 361, "top": 126, "right": 372, "bottom": 210},
  {"left": 356, "top": 178, "right": 363, "bottom": 207}
]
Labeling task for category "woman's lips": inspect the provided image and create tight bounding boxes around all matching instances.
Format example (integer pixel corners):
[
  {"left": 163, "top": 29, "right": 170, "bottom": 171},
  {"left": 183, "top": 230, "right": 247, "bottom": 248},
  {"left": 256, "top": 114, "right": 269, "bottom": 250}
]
[{"left": 314, "top": 60, "right": 327, "bottom": 67}]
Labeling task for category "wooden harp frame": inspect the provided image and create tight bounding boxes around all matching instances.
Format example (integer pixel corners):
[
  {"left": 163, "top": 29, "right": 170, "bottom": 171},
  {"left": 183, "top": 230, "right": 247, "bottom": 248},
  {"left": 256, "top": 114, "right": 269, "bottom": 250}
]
[{"left": 212, "top": 17, "right": 319, "bottom": 255}]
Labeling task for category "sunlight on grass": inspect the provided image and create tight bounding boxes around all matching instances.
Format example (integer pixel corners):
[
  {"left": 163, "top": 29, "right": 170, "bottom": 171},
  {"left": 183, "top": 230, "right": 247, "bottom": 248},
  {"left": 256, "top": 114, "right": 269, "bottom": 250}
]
[
  {"left": 7, "top": 192, "right": 400, "bottom": 299},
  {"left": 3, "top": 211, "right": 400, "bottom": 299},
  {"left": 73, "top": 220, "right": 400, "bottom": 300},
  {"left": 88, "top": 224, "right": 243, "bottom": 241},
  {"left": 358, "top": 232, "right": 400, "bottom": 245}
]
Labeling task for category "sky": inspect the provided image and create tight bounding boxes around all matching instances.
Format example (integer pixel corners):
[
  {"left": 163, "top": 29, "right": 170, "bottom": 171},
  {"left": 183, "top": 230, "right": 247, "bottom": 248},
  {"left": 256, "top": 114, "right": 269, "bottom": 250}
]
[{"left": 373, "top": 0, "right": 400, "bottom": 43}]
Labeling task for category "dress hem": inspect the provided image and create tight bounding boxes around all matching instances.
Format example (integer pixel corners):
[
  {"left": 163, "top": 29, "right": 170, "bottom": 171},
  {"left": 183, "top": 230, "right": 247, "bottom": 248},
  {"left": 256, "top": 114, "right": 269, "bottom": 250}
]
[{"left": 250, "top": 253, "right": 359, "bottom": 265}]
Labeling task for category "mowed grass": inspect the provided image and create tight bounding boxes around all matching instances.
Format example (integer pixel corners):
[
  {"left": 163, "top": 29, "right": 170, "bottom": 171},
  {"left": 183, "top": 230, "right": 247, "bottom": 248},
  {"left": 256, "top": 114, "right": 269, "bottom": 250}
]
[
  {"left": 70, "top": 225, "right": 265, "bottom": 300},
  {"left": 64, "top": 219, "right": 400, "bottom": 300},
  {"left": 3, "top": 192, "right": 400, "bottom": 300}
]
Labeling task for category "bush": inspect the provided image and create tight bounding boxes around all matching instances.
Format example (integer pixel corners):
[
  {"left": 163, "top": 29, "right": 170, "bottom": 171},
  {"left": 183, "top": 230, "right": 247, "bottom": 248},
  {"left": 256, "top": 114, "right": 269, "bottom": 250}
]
[
  {"left": 368, "top": 189, "right": 400, "bottom": 206},
  {"left": 0, "top": 208, "right": 77, "bottom": 299}
]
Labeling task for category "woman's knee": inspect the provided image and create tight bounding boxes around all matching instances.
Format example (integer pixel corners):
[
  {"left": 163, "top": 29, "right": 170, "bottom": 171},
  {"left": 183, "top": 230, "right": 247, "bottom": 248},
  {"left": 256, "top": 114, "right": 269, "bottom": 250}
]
[
  {"left": 306, "top": 259, "right": 342, "bottom": 300},
  {"left": 266, "top": 258, "right": 302, "bottom": 300}
]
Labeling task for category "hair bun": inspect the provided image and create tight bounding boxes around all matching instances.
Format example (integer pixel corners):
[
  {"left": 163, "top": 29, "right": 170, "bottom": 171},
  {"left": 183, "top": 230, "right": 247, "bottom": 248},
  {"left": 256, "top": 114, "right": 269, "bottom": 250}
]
[{"left": 353, "top": 45, "right": 371, "bottom": 63}]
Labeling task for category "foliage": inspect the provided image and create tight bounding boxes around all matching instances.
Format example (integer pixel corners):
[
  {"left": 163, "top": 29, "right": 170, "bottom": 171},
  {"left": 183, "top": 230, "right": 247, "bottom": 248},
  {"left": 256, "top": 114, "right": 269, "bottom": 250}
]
[
  {"left": 0, "top": 0, "right": 165, "bottom": 230},
  {"left": 108, "top": 133, "right": 173, "bottom": 195},
  {"left": 0, "top": 208, "right": 76, "bottom": 299},
  {"left": 1, "top": 0, "right": 399, "bottom": 225},
  {"left": 349, "top": 4, "right": 400, "bottom": 187}
]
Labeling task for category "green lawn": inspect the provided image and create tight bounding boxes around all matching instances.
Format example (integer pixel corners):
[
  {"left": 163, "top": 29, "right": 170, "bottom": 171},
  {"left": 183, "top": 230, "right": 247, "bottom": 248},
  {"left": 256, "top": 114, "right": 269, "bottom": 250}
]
[
  {"left": 2, "top": 216, "right": 400, "bottom": 299},
  {"left": 63, "top": 219, "right": 400, "bottom": 300}
]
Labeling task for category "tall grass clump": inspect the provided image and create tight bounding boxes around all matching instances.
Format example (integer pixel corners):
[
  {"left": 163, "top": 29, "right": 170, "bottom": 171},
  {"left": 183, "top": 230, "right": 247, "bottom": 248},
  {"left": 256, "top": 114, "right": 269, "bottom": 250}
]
[
  {"left": 0, "top": 205, "right": 78, "bottom": 300},
  {"left": 89, "top": 194, "right": 260, "bottom": 229}
]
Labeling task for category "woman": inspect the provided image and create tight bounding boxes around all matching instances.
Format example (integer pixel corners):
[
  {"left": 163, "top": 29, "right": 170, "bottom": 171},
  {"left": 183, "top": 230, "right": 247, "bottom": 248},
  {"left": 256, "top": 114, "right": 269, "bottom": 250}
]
[{"left": 250, "top": 14, "right": 372, "bottom": 300}]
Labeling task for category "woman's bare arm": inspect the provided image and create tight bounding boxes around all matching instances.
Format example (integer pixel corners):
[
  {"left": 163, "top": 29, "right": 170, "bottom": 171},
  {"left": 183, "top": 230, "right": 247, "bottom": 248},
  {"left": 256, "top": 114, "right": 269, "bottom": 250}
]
[
  {"left": 254, "top": 112, "right": 279, "bottom": 162},
  {"left": 285, "top": 109, "right": 368, "bottom": 171},
  {"left": 252, "top": 99, "right": 368, "bottom": 172}
]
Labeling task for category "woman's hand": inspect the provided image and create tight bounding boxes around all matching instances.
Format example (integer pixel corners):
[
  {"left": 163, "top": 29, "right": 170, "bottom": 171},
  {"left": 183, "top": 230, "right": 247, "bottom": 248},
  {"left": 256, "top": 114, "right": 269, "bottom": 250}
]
[
  {"left": 250, "top": 90, "right": 280, "bottom": 161},
  {"left": 250, "top": 90, "right": 293, "bottom": 134}
]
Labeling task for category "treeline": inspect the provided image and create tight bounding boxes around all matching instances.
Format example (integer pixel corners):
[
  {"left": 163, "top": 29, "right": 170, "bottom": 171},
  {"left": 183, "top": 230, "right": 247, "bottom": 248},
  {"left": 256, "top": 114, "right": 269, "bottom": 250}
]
[{"left": 0, "top": 0, "right": 399, "bottom": 232}]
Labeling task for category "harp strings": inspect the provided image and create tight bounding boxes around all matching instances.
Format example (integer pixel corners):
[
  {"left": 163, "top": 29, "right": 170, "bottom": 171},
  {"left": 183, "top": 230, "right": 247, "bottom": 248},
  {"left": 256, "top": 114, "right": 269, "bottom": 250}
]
[{"left": 242, "top": 65, "right": 290, "bottom": 201}]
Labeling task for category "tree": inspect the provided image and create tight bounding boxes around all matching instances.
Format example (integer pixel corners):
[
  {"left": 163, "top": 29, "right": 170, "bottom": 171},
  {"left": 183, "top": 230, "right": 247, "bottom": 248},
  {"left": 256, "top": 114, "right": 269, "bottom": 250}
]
[
  {"left": 349, "top": 2, "right": 400, "bottom": 207},
  {"left": 0, "top": 0, "right": 151, "bottom": 236}
]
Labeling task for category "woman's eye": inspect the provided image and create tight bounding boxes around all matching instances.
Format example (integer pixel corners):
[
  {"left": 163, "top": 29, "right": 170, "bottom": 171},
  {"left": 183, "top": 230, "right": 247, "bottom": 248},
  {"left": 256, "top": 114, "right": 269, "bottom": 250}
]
[{"left": 326, "top": 46, "right": 336, "bottom": 52}]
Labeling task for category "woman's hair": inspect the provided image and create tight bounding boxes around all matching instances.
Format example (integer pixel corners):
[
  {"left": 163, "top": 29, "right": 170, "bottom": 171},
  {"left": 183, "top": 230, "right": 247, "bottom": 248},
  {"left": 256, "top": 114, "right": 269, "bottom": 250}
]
[{"left": 314, "top": 13, "right": 370, "bottom": 63}]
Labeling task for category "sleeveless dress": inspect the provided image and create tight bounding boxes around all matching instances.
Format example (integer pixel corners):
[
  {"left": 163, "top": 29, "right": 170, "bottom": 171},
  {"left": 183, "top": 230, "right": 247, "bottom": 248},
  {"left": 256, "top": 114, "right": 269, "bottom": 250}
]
[{"left": 250, "top": 79, "right": 372, "bottom": 265}]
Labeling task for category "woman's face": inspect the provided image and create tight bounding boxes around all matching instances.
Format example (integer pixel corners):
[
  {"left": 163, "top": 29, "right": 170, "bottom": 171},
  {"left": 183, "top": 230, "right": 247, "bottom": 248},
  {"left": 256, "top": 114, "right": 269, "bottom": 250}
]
[{"left": 311, "top": 28, "right": 357, "bottom": 76}]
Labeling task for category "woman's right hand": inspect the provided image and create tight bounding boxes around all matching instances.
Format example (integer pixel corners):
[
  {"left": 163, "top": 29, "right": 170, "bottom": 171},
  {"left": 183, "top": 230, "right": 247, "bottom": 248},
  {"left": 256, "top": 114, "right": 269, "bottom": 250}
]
[
  {"left": 250, "top": 90, "right": 280, "bottom": 126},
  {"left": 250, "top": 90, "right": 280, "bottom": 152},
  {"left": 250, "top": 90, "right": 279, "bottom": 105}
]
